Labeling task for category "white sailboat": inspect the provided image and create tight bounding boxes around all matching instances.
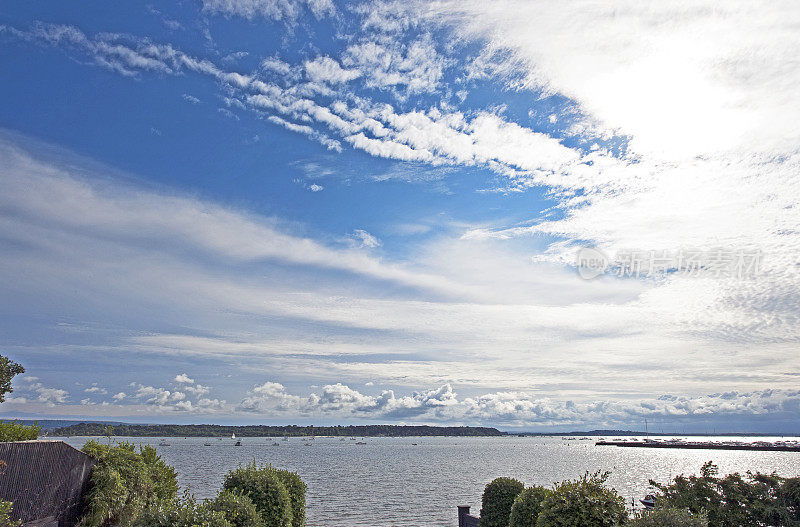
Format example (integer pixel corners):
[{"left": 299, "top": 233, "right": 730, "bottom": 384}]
[{"left": 231, "top": 433, "right": 236, "bottom": 439}]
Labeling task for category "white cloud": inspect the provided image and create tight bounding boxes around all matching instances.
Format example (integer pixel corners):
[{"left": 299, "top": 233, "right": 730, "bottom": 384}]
[
  {"left": 308, "top": 184, "right": 324, "bottom": 192},
  {"left": 427, "top": 0, "right": 800, "bottom": 159},
  {"left": 201, "top": 0, "right": 335, "bottom": 21},
  {"left": 174, "top": 373, "right": 195, "bottom": 384},
  {"left": 185, "top": 384, "right": 211, "bottom": 396},
  {"left": 111, "top": 392, "right": 126, "bottom": 401},
  {"left": 343, "top": 36, "right": 444, "bottom": 95},
  {"left": 235, "top": 381, "right": 800, "bottom": 428},
  {"left": 304, "top": 56, "right": 361, "bottom": 84},
  {"left": 349, "top": 229, "right": 381, "bottom": 248},
  {"left": 182, "top": 93, "right": 200, "bottom": 104}
]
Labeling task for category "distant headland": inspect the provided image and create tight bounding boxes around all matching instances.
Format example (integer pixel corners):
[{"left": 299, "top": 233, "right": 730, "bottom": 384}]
[{"left": 48, "top": 423, "right": 505, "bottom": 437}]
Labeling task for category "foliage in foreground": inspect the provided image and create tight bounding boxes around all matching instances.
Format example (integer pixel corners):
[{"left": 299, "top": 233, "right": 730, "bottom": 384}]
[
  {"left": 131, "top": 493, "right": 231, "bottom": 527},
  {"left": 508, "top": 485, "right": 550, "bottom": 527},
  {"left": 0, "top": 355, "right": 24, "bottom": 404},
  {"left": 0, "top": 500, "right": 20, "bottom": 527},
  {"left": 627, "top": 505, "right": 708, "bottom": 527},
  {"left": 479, "top": 477, "right": 525, "bottom": 527},
  {"left": 651, "top": 461, "right": 800, "bottom": 527},
  {"left": 79, "top": 439, "right": 307, "bottom": 527},
  {"left": 208, "top": 490, "right": 263, "bottom": 527},
  {"left": 0, "top": 420, "right": 40, "bottom": 442},
  {"left": 80, "top": 440, "right": 179, "bottom": 527},
  {"left": 535, "top": 471, "right": 627, "bottom": 527},
  {"left": 222, "top": 463, "right": 295, "bottom": 527}
]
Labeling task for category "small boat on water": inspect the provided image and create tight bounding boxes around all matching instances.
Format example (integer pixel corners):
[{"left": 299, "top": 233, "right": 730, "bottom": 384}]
[
  {"left": 234, "top": 439, "right": 242, "bottom": 446},
  {"left": 355, "top": 441, "right": 367, "bottom": 445},
  {"left": 204, "top": 442, "right": 212, "bottom": 446},
  {"left": 640, "top": 494, "right": 657, "bottom": 508},
  {"left": 231, "top": 433, "right": 236, "bottom": 439},
  {"left": 272, "top": 442, "right": 280, "bottom": 446}
]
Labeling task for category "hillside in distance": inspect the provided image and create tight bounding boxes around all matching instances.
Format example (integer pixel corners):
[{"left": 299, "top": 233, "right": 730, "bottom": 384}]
[{"left": 49, "top": 423, "right": 505, "bottom": 437}]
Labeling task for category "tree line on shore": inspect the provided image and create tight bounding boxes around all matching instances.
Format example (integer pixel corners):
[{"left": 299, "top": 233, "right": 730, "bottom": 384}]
[{"left": 50, "top": 422, "right": 504, "bottom": 437}]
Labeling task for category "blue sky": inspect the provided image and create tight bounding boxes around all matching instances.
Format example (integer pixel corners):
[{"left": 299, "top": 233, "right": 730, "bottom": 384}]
[{"left": 1, "top": 0, "right": 799, "bottom": 432}]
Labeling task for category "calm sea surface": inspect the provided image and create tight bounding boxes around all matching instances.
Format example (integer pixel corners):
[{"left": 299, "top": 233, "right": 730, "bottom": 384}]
[{"left": 62, "top": 435, "right": 800, "bottom": 527}]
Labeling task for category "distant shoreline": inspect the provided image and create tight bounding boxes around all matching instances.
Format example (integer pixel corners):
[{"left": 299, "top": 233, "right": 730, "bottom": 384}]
[{"left": 48, "top": 423, "right": 505, "bottom": 437}]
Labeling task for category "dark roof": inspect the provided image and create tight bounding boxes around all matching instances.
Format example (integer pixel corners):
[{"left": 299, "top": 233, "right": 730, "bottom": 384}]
[{"left": 0, "top": 441, "right": 95, "bottom": 527}]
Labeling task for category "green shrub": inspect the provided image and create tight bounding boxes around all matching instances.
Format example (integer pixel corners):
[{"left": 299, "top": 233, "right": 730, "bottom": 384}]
[
  {"left": 479, "top": 477, "right": 525, "bottom": 527},
  {"left": 0, "top": 356, "right": 24, "bottom": 404},
  {"left": 222, "top": 462, "right": 293, "bottom": 527},
  {"left": 652, "top": 462, "right": 799, "bottom": 527},
  {"left": 628, "top": 505, "right": 708, "bottom": 527},
  {"left": 781, "top": 477, "right": 800, "bottom": 520},
  {"left": 0, "top": 500, "right": 20, "bottom": 527},
  {"left": 80, "top": 440, "right": 179, "bottom": 526},
  {"left": 535, "top": 471, "right": 626, "bottom": 527},
  {"left": 209, "top": 490, "right": 263, "bottom": 527},
  {"left": 131, "top": 493, "right": 231, "bottom": 527},
  {"left": 272, "top": 469, "right": 306, "bottom": 527},
  {"left": 509, "top": 486, "right": 549, "bottom": 527},
  {"left": 0, "top": 421, "right": 39, "bottom": 441}
]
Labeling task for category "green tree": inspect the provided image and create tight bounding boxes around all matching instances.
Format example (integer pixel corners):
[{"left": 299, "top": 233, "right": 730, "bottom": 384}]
[
  {"left": 627, "top": 506, "right": 707, "bottom": 527},
  {"left": 479, "top": 477, "right": 525, "bottom": 527},
  {"left": 222, "top": 463, "right": 294, "bottom": 527},
  {"left": 272, "top": 468, "right": 306, "bottom": 527},
  {"left": 652, "top": 462, "right": 798, "bottom": 527},
  {"left": 535, "top": 472, "right": 626, "bottom": 527},
  {"left": 131, "top": 492, "right": 231, "bottom": 527},
  {"left": 0, "top": 500, "right": 21, "bottom": 527},
  {"left": 0, "top": 421, "right": 40, "bottom": 441},
  {"left": 209, "top": 490, "right": 263, "bottom": 527},
  {"left": 80, "top": 440, "right": 179, "bottom": 526},
  {"left": 0, "top": 355, "right": 24, "bottom": 403},
  {"left": 509, "top": 486, "right": 549, "bottom": 527}
]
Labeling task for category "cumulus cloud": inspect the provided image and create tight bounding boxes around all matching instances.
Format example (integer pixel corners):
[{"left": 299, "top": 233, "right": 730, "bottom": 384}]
[
  {"left": 304, "top": 56, "right": 361, "bottom": 84},
  {"left": 174, "top": 373, "right": 194, "bottom": 384},
  {"left": 129, "top": 382, "right": 224, "bottom": 413},
  {"left": 235, "top": 381, "right": 800, "bottom": 428}
]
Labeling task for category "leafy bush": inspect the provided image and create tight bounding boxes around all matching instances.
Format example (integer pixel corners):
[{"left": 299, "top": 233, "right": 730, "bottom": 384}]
[
  {"left": 535, "top": 471, "right": 626, "bottom": 527},
  {"left": 209, "top": 490, "right": 263, "bottom": 527},
  {"left": 80, "top": 440, "right": 179, "bottom": 526},
  {"left": 479, "top": 477, "right": 525, "bottom": 527},
  {"left": 131, "top": 493, "right": 231, "bottom": 527},
  {"left": 272, "top": 468, "right": 307, "bottom": 527},
  {"left": 508, "top": 485, "right": 549, "bottom": 527},
  {"left": 222, "top": 462, "right": 293, "bottom": 527},
  {"left": 628, "top": 505, "right": 708, "bottom": 527},
  {"left": 0, "top": 420, "right": 39, "bottom": 441},
  {"left": 0, "top": 355, "right": 24, "bottom": 404},
  {"left": 0, "top": 500, "right": 20, "bottom": 527},
  {"left": 780, "top": 477, "right": 800, "bottom": 519},
  {"left": 652, "top": 462, "right": 800, "bottom": 527}
]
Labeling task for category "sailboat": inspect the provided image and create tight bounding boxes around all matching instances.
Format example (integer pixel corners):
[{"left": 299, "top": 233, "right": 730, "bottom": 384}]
[{"left": 231, "top": 433, "right": 236, "bottom": 439}]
